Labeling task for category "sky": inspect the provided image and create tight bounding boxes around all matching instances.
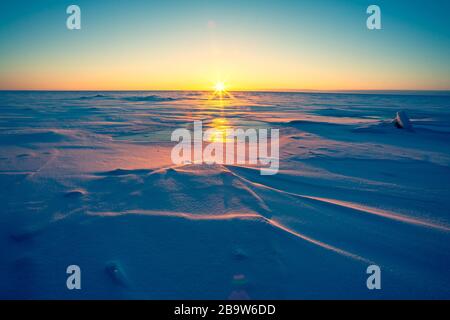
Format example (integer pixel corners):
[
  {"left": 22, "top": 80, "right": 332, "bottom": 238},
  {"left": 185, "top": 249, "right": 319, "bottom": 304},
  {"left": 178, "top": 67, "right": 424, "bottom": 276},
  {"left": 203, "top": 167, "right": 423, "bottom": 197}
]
[{"left": 0, "top": 0, "right": 449, "bottom": 91}]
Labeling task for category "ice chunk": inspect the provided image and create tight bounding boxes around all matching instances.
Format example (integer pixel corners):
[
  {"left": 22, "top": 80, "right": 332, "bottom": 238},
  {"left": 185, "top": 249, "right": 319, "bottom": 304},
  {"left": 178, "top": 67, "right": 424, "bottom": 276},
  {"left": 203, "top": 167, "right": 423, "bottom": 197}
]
[{"left": 393, "top": 111, "right": 413, "bottom": 131}]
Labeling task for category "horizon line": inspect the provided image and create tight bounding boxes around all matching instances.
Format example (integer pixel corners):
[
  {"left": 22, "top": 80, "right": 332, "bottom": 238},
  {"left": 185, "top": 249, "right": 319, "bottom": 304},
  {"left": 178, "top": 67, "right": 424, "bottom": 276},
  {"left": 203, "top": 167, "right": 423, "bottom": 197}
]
[{"left": 1, "top": 89, "right": 449, "bottom": 96}]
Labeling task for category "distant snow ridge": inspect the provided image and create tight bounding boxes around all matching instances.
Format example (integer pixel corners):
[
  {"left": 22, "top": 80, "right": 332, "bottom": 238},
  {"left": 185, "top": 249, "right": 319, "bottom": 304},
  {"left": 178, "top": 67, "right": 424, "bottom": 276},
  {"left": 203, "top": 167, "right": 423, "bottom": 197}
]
[
  {"left": 79, "top": 94, "right": 109, "bottom": 100},
  {"left": 121, "top": 95, "right": 177, "bottom": 102},
  {"left": 77, "top": 94, "right": 177, "bottom": 102}
]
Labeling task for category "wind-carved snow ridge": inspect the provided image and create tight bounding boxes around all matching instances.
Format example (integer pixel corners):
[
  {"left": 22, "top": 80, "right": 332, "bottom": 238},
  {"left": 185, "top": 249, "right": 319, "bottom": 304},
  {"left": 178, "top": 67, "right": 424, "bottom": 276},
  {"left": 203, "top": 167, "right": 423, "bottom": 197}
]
[
  {"left": 87, "top": 163, "right": 373, "bottom": 263},
  {"left": 88, "top": 209, "right": 371, "bottom": 263},
  {"left": 224, "top": 165, "right": 450, "bottom": 232},
  {"left": 84, "top": 161, "right": 449, "bottom": 270}
]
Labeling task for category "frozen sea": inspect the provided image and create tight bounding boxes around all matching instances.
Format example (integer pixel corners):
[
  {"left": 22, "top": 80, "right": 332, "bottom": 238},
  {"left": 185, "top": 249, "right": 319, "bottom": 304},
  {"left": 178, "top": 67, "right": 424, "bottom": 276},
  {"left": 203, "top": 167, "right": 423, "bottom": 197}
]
[{"left": 1, "top": 90, "right": 450, "bottom": 299}]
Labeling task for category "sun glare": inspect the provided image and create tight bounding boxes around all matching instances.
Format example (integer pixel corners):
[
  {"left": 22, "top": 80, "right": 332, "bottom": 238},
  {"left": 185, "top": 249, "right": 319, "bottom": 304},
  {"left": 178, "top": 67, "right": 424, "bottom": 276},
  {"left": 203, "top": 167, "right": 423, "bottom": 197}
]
[
  {"left": 211, "top": 81, "right": 232, "bottom": 100},
  {"left": 214, "top": 82, "right": 226, "bottom": 93}
]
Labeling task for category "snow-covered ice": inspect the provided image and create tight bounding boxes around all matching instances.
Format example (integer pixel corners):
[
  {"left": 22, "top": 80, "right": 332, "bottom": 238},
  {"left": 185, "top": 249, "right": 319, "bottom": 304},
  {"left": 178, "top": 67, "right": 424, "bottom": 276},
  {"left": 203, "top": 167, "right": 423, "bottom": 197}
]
[{"left": 1, "top": 91, "right": 449, "bottom": 299}]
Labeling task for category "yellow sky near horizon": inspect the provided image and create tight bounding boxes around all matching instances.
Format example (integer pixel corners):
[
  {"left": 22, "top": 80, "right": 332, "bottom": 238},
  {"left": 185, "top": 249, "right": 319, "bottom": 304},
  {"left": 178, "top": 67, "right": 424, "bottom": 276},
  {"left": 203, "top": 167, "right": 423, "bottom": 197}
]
[{"left": 2, "top": 49, "right": 448, "bottom": 92}]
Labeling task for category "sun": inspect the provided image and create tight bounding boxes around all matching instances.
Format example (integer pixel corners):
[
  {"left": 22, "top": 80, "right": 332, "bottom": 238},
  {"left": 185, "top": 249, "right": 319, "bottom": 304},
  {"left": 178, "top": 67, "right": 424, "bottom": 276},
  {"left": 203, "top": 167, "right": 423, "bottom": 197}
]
[
  {"left": 211, "top": 81, "right": 232, "bottom": 99},
  {"left": 214, "top": 81, "right": 226, "bottom": 93}
]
